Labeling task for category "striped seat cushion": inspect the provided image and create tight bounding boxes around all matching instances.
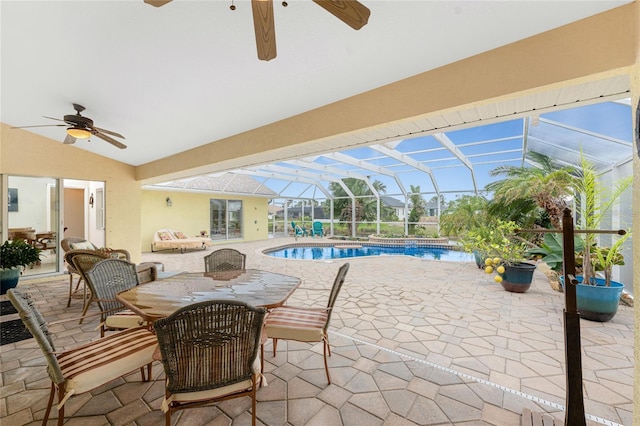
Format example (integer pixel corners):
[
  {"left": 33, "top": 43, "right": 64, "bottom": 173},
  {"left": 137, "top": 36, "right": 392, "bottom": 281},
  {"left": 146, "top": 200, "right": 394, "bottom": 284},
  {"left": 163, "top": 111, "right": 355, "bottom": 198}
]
[
  {"left": 264, "top": 306, "right": 328, "bottom": 342},
  {"left": 162, "top": 357, "right": 262, "bottom": 412},
  {"left": 105, "top": 309, "right": 145, "bottom": 329},
  {"left": 58, "top": 327, "right": 157, "bottom": 400}
]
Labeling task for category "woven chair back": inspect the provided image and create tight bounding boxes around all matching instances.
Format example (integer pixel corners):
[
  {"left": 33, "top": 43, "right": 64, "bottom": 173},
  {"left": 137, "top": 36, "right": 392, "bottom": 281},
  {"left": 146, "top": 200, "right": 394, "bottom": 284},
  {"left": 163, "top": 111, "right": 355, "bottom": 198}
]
[
  {"left": 85, "top": 259, "right": 140, "bottom": 318},
  {"left": 7, "top": 289, "right": 65, "bottom": 384},
  {"left": 204, "top": 248, "right": 246, "bottom": 272},
  {"left": 154, "top": 300, "right": 266, "bottom": 394},
  {"left": 67, "top": 251, "right": 111, "bottom": 282}
]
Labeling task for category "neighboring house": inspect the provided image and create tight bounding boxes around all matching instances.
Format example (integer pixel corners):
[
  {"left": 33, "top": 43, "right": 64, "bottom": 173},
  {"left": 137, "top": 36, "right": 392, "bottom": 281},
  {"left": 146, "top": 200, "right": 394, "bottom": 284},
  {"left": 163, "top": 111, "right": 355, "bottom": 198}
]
[
  {"left": 425, "top": 199, "right": 446, "bottom": 217},
  {"left": 381, "top": 196, "right": 409, "bottom": 220}
]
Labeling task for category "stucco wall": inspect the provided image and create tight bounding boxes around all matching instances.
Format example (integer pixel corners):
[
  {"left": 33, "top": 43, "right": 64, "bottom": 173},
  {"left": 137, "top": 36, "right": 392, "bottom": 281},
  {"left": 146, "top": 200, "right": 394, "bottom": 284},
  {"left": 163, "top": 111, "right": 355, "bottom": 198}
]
[
  {"left": 0, "top": 123, "right": 143, "bottom": 262},
  {"left": 140, "top": 189, "right": 268, "bottom": 252}
]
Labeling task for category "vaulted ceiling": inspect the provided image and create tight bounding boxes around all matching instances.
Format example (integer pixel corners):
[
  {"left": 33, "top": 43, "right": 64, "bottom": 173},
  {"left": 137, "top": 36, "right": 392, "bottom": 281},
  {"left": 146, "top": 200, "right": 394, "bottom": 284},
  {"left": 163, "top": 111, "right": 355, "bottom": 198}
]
[{"left": 1, "top": 1, "right": 634, "bottom": 197}]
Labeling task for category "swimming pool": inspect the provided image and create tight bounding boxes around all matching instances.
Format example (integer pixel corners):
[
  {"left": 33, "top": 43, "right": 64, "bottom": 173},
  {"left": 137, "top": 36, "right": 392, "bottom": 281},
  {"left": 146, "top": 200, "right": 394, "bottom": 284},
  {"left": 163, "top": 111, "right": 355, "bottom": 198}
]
[{"left": 265, "top": 244, "right": 474, "bottom": 261}]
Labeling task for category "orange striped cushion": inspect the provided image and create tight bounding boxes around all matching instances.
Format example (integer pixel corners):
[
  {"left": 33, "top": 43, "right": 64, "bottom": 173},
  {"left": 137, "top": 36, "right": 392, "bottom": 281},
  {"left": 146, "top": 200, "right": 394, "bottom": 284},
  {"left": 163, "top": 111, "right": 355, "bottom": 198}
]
[
  {"left": 264, "top": 306, "right": 328, "bottom": 342},
  {"left": 58, "top": 327, "right": 157, "bottom": 397}
]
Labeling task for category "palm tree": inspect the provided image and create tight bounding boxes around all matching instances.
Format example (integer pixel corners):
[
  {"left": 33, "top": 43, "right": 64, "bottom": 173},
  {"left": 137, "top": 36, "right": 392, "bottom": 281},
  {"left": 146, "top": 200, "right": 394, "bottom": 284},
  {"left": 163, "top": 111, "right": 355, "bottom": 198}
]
[
  {"left": 439, "top": 195, "right": 491, "bottom": 237},
  {"left": 327, "top": 178, "right": 388, "bottom": 235},
  {"left": 485, "top": 152, "right": 575, "bottom": 229},
  {"left": 408, "top": 185, "right": 426, "bottom": 233}
]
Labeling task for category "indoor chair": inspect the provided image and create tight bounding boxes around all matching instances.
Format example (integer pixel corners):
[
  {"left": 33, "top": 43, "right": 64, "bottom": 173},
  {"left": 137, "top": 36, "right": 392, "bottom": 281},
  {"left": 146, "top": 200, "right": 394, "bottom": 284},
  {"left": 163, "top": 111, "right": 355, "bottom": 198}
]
[
  {"left": 6, "top": 289, "right": 157, "bottom": 426},
  {"left": 204, "top": 248, "right": 246, "bottom": 272},
  {"left": 154, "top": 300, "right": 267, "bottom": 426},
  {"left": 265, "top": 262, "right": 349, "bottom": 384}
]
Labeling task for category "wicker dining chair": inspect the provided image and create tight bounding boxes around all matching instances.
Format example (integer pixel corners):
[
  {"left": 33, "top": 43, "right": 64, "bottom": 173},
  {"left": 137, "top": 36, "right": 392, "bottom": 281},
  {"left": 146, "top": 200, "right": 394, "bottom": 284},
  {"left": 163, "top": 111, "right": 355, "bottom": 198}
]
[
  {"left": 265, "top": 262, "right": 349, "bottom": 385},
  {"left": 63, "top": 249, "right": 112, "bottom": 309},
  {"left": 84, "top": 258, "right": 147, "bottom": 337},
  {"left": 7, "top": 289, "right": 157, "bottom": 426},
  {"left": 154, "top": 300, "right": 267, "bottom": 426},
  {"left": 61, "top": 237, "right": 130, "bottom": 307},
  {"left": 204, "top": 248, "right": 246, "bottom": 272}
]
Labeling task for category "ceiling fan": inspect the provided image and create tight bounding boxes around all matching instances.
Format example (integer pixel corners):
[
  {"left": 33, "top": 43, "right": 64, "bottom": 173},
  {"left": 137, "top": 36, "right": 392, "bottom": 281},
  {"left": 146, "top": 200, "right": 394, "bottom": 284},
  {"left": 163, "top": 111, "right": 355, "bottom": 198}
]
[
  {"left": 11, "top": 103, "right": 127, "bottom": 149},
  {"left": 143, "top": 0, "right": 371, "bottom": 61}
]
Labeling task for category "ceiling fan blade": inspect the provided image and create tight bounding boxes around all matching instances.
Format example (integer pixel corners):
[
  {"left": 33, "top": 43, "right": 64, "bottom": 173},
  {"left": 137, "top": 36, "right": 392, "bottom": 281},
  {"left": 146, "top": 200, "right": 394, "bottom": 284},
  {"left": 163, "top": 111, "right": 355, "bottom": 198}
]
[
  {"left": 312, "top": 0, "right": 370, "bottom": 30},
  {"left": 43, "top": 116, "right": 68, "bottom": 123},
  {"left": 10, "top": 124, "right": 66, "bottom": 129},
  {"left": 63, "top": 134, "right": 77, "bottom": 145},
  {"left": 93, "top": 126, "right": 125, "bottom": 139},
  {"left": 92, "top": 131, "right": 127, "bottom": 149},
  {"left": 144, "top": 0, "right": 173, "bottom": 7},
  {"left": 251, "top": 0, "right": 277, "bottom": 61}
]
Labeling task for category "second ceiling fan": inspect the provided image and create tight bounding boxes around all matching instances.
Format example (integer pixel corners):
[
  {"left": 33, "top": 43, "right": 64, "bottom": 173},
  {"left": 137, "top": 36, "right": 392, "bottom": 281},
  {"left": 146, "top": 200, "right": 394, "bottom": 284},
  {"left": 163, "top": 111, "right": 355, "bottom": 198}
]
[{"left": 144, "top": 0, "right": 370, "bottom": 61}]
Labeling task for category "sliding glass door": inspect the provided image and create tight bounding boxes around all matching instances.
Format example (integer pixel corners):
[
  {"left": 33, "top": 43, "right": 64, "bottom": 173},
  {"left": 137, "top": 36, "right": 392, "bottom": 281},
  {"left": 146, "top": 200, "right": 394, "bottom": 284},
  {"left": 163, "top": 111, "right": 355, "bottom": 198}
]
[
  {"left": 210, "top": 199, "right": 243, "bottom": 240},
  {"left": 5, "top": 175, "right": 60, "bottom": 276}
]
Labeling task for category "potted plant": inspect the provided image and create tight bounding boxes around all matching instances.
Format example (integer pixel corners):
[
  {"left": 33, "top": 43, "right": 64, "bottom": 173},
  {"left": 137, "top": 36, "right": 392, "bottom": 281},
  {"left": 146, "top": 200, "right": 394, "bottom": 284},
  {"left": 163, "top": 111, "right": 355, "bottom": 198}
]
[
  {"left": 465, "top": 219, "right": 537, "bottom": 293},
  {"left": 0, "top": 239, "right": 41, "bottom": 294},
  {"left": 569, "top": 155, "right": 632, "bottom": 321}
]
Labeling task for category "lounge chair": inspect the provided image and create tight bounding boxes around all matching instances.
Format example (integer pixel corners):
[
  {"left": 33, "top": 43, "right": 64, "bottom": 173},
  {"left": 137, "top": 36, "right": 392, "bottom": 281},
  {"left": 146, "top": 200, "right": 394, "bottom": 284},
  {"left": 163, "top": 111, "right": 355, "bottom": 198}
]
[
  {"left": 291, "top": 221, "right": 308, "bottom": 237},
  {"left": 311, "top": 221, "right": 324, "bottom": 237},
  {"left": 151, "top": 229, "right": 213, "bottom": 253}
]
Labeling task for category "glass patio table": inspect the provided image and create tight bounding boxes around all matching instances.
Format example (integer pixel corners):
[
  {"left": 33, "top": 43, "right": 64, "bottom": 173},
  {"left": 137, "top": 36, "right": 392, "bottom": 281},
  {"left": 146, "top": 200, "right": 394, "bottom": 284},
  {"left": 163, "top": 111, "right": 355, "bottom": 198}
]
[{"left": 116, "top": 269, "right": 301, "bottom": 322}]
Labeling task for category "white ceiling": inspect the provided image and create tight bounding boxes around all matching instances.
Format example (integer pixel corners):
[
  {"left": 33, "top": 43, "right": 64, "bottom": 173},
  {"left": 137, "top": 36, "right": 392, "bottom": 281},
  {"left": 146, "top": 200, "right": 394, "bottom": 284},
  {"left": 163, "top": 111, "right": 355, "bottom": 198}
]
[{"left": 1, "top": 0, "right": 631, "bottom": 168}]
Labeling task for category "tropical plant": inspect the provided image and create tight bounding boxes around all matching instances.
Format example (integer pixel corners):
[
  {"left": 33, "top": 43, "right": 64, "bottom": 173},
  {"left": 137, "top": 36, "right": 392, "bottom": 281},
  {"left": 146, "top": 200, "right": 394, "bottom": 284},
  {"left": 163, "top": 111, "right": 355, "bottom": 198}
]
[
  {"left": 0, "top": 239, "right": 41, "bottom": 270},
  {"left": 460, "top": 219, "right": 530, "bottom": 265},
  {"left": 326, "top": 178, "right": 390, "bottom": 235},
  {"left": 526, "top": 232, "right": 584, "bottom": 272},
  {"left": 485, "top": 152, "right": 575, "bottom": 229},
  {"left": 575, "top": 155, "right": 632, "bottom": 286},
  {"left": 439, "top": 195, "right": 491, "bottom": 237},
  {"left": 590, "top": 234, "right": 630, "bottom": 285},
  {"left": 407, "top": 185, "right": 426, "bottom": 234}
]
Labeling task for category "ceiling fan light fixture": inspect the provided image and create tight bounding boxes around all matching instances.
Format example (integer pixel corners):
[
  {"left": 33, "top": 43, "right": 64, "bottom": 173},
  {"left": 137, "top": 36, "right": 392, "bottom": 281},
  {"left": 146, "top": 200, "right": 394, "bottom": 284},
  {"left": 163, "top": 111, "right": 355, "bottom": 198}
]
[{"left": 67, "top": 126, "right": 91, "bottom": 139}]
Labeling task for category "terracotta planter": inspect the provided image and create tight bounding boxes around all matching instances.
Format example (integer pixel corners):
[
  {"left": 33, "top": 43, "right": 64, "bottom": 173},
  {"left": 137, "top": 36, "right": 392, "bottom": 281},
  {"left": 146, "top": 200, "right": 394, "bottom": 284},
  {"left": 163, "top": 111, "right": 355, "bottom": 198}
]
[{"left": 500, "top": 262, "right": 536, "bottom": 293}]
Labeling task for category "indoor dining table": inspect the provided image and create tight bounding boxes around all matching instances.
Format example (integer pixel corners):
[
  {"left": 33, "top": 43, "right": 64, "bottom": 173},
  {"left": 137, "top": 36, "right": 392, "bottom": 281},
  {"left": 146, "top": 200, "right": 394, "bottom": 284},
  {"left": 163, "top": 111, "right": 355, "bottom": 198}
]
[{"left": 116, "top": 269, "right": 301, "bottom": 322}]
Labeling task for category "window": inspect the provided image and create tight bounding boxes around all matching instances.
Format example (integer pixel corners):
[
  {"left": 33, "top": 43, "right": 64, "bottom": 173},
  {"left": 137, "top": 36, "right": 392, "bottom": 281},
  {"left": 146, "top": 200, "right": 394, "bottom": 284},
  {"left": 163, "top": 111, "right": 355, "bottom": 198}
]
[{"left": 210, "top": 199, "right": 243, "bottom": 240}]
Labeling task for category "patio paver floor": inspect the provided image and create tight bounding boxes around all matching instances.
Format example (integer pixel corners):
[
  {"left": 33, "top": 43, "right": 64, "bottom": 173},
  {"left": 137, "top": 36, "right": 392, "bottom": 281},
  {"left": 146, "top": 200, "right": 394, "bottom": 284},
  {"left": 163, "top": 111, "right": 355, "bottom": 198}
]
[{"left": 0, "top": 237, "right": 634, "bottom": 425}]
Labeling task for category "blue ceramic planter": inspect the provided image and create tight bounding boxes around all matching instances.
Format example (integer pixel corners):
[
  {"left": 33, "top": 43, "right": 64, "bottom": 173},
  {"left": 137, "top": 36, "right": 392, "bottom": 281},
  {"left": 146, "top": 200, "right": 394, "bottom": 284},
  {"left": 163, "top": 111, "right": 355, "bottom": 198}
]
[
  {"left": 0, "top": 267, "right": 21, "bottom": 295},
  {"left": 500, "top": 262, "right": 536, "bottom": 293},
  {"left": 560, "top": 276, "right": 624, "bottom": 322}
]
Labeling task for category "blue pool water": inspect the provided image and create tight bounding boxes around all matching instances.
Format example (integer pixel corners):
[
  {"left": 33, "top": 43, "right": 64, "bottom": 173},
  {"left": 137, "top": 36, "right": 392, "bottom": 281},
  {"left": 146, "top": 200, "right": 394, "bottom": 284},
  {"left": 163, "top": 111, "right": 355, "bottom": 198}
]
[{"left": 265, "top": 245, "right": 474, "bottom": 261}]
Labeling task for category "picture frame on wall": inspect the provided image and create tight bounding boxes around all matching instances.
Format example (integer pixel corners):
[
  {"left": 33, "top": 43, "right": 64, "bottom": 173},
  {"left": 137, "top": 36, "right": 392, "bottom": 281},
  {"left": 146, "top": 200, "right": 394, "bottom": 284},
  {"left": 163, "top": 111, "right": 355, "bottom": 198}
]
[{"left": 8, "top": 188, "right": 18, "bottom": 212}]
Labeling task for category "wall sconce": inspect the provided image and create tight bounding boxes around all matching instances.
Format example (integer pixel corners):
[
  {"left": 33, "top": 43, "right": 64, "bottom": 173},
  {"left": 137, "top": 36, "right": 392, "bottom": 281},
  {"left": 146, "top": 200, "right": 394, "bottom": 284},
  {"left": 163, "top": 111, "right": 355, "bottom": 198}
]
[
  {"left": 89, "top": 193, "right": 94, "bottom": 208},
  {"left": 166, "top": 197, "right": 172, "bottom": 207}
]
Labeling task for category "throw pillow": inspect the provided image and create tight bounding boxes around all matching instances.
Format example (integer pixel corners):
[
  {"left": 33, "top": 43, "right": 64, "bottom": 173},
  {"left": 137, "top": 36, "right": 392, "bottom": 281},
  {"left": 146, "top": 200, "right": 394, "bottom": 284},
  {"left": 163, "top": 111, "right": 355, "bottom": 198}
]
[
  {"left": 173, "top": 231, "right": 187, "bottom": 239},
  {"left": 69, "top": 240, "right": 94, "bottom": 250},
  {"left": 158, "top": 231, "right": 172, "bottom": 241}
]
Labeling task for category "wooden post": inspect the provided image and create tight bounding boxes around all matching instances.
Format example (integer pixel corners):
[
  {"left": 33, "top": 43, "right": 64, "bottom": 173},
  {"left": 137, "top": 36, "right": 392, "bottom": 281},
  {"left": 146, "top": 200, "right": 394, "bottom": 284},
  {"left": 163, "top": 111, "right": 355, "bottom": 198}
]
[{"left": 561, "top": 208, "right": 586, "bottom": 426}]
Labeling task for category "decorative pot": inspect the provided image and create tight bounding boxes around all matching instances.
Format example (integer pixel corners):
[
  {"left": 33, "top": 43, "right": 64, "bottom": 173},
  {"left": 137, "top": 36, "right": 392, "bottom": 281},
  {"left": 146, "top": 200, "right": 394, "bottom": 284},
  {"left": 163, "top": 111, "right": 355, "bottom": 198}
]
[
  {"left": 500, "top": 262, "right": 536, "bottom": 293},
  {"left": 1, "top": 267, "right": 22, "bottom": 295},
  {"left": 473, "top": 251, "right": 484, "bottom": 269},
  {"left": 560, "top": 276, "right": 624, "bottom": 322}
]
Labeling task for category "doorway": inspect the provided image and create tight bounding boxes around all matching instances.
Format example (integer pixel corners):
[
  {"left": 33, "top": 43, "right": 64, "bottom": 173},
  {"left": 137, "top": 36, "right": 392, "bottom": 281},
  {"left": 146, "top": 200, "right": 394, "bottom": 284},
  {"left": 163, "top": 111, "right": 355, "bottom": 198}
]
[{"left": 63, "top": 188, "right": 84, "bottom": 238}]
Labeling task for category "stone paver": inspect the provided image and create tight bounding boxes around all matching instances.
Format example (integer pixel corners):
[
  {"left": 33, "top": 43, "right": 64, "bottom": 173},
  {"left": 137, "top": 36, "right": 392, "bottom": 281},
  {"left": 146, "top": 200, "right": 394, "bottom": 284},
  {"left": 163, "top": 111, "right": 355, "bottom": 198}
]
[{"left": 0, "top": 237, "right": 634, "bottom": 425}]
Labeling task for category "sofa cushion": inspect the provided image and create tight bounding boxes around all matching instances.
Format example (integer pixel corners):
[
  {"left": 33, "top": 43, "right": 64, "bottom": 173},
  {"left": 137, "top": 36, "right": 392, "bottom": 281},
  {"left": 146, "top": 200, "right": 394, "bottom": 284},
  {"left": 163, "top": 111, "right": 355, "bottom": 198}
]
[
  {"left": 69, "top": 240, "right": 94, "bottom": 250},
  {"left": 172, "top": 231, "right": 187, "bottom": 239},
  {"left": 157, "top": 231, "right": 173, "bottom": 241}
]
